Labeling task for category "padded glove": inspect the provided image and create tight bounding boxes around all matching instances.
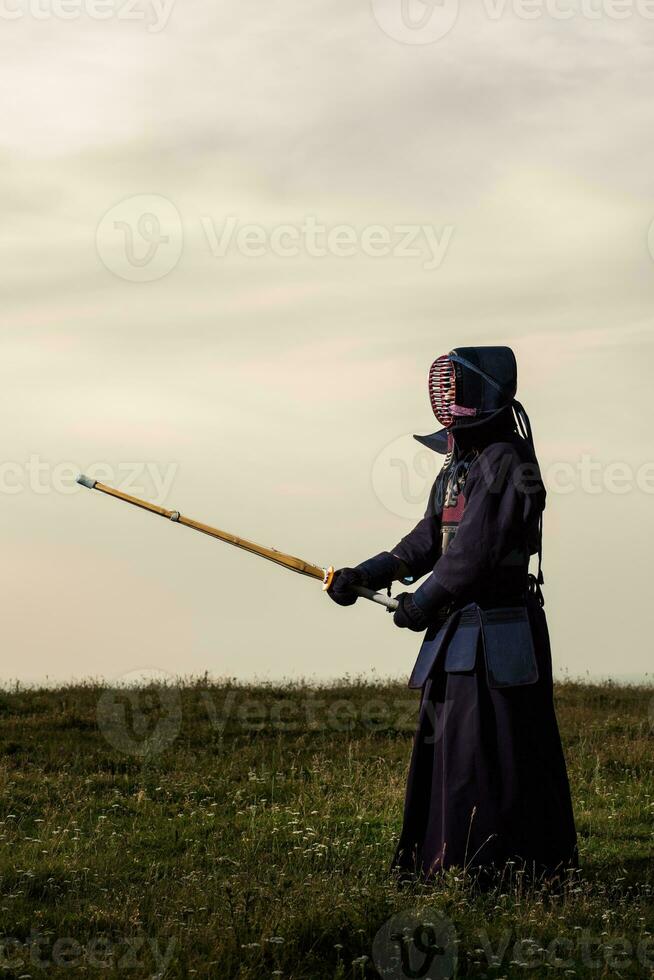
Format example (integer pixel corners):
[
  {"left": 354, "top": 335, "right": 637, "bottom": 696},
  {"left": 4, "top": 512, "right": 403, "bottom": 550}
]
[
  {"left": 392, "top": 592, "right": 430, "bottom": 632},
  {"left": 327, "top": 552, "right": 406, "bottom": 607},
  {"left": 327, "top": 567, "right": 365, "bottom": 606}
]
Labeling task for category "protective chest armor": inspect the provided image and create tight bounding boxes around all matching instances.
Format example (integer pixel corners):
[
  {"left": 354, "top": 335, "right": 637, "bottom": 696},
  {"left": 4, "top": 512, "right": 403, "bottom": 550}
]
[
  {"left": 438, "top": 447, "right": 530, "bottom": 574},
  {"left": 439, "top": 451, "right": 476, "bottom": 555}
]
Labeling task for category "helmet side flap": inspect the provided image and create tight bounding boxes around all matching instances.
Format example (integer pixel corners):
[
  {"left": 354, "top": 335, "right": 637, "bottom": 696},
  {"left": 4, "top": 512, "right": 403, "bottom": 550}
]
[{"left": 447, "top": 346, "right": 517, "bottom": 427}]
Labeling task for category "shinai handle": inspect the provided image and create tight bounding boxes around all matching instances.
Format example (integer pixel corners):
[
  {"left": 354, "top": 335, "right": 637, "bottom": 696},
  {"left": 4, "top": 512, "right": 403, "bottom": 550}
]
[{"left": 354, "top": 586, "right": 399, "bottom": 612}]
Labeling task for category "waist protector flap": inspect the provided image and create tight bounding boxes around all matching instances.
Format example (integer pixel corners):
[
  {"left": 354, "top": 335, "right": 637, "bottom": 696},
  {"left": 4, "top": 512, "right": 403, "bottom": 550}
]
[
  {"left": 480, "top": 606, "right": 538, "bottom": 688},
  {"left": 443, "top": 607, "right": 481, "bottom": 673},
  {"left": 407, "top": 610, "right": 460, "bottom": 690}
]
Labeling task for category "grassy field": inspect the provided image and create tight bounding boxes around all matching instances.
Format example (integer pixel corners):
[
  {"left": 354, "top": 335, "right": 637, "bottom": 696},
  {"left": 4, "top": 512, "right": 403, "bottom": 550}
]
[{"left": 0, "top": 677, "right": 652, "bottom": 978}]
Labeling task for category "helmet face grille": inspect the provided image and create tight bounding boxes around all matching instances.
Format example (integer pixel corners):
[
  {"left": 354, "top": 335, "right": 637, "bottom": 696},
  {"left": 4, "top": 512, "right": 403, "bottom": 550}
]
[{"left": 428, "top": 355, "right": 455, "bottom": 427}]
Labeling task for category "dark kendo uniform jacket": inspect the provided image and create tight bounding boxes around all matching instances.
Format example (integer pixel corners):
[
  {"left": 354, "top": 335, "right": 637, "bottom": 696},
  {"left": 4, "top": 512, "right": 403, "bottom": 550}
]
[
  {"left": 389, "top": 418, "right": 578, "bottom": 880},
  {"left": 395, "top": 423, "right": 544, "bottom": 688}
]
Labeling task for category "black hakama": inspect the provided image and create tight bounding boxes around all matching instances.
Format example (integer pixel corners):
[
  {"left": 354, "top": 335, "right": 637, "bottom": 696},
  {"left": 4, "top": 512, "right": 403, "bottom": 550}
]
[{"left": 391, "top": 435, "right": 577, "bottom": 881}]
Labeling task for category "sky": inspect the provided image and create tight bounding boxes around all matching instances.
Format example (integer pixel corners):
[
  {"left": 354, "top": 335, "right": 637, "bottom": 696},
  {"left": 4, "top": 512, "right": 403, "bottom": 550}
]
[{"left": 1, "top": 0, "right": 653, "bottom": 684}]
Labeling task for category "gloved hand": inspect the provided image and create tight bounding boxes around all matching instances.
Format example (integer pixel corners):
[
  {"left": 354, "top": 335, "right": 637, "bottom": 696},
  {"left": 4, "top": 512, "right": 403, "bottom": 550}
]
[
  {"left": 393, "top": 592, "right": 430, "bottom": 632},
  {"left": 327, "top": 552, "right": 407, "bottom": 607},
  {"left": 327, "top": 567, "right": 365, "bottom": 606}
]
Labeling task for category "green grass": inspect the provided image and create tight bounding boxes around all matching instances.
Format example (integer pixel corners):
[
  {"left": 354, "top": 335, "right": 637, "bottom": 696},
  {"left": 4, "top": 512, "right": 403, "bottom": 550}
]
[{"left": 0, "top": 678, "right": 652, "bottom": 977}]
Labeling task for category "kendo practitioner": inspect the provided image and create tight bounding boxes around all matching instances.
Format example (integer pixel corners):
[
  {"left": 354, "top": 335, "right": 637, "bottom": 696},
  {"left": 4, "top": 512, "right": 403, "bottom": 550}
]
[{"left": 328, "top": 347, "right": 577, "bottom": 882}]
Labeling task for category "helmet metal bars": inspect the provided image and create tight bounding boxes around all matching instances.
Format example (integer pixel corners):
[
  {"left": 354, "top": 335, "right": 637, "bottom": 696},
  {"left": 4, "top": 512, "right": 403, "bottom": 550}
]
[
  {"left": 76, "top": 475, "right": 398, "bottom": 612},
  {"left": 428, "top": 354, "right": 456, "bottom": 428}
]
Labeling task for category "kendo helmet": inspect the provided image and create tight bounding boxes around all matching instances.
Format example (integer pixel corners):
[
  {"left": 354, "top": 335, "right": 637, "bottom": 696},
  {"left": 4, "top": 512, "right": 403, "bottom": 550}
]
[
  {"left": 429, "top": 346, "right": 517, "bottom": 429},
  {"left": 415, "top": 346, "right": 533, "bottom": 453}
]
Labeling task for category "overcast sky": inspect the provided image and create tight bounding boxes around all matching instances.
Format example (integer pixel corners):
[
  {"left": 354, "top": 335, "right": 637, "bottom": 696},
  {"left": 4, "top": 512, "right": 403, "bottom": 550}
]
[{"left": 1, "top": 0, "right": 653, "bottom": 684}]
